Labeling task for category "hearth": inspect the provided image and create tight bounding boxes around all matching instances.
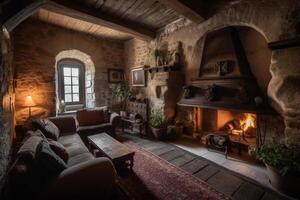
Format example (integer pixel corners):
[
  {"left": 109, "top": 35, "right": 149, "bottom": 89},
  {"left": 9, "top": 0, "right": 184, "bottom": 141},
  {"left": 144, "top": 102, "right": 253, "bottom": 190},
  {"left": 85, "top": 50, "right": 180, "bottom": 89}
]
[
  {"left": 176, "top": 26, "right": 280, "bottom": 153},
  {"left": 191, "top": 108, "right": 258, "bottom": 154}
]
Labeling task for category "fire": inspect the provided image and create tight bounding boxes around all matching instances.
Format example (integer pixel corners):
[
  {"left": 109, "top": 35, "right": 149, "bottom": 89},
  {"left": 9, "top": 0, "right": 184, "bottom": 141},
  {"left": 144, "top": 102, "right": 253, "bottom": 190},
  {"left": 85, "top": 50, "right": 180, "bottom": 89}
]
[{"left": 240, "top": 113, "right": 256, "bottom": 131}]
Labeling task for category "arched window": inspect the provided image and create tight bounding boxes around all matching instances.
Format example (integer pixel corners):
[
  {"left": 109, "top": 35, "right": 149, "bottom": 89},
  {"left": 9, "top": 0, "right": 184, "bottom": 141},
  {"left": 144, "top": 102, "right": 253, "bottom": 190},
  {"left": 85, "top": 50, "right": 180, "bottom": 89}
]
[{"left": 58, "top": 59, "right": 85, "bottom": 109}]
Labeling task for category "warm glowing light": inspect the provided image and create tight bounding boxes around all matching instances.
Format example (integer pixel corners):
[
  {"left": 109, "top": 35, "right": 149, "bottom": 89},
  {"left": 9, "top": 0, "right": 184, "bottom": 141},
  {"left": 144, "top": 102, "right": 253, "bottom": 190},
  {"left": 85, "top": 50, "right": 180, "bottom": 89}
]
[
  {"left": 24, "top": 95, "right": 36, "bottom": 107},
  {"left": 240, "top": 113, "right": 256, "bottom": 131}
]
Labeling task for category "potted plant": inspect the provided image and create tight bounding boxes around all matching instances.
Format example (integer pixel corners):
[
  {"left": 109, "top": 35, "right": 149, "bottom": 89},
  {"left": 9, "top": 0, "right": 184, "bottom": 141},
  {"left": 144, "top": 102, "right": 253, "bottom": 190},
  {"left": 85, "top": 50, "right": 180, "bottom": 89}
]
[
  {"left": 149, "top": 109, "right": 166, "bottom": 140},
  {"left": 256, "top": 138, "right": 300, "bottom": 198},
  {"left": 111, "top": 81, "right": 131, "bottom": 115}
]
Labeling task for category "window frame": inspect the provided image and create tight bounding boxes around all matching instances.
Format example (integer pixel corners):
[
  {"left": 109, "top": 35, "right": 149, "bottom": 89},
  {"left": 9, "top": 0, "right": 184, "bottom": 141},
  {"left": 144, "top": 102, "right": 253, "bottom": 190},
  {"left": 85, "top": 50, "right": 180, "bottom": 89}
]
[{"left": 58, "top": 58, "right": 85, "bottom": 106}]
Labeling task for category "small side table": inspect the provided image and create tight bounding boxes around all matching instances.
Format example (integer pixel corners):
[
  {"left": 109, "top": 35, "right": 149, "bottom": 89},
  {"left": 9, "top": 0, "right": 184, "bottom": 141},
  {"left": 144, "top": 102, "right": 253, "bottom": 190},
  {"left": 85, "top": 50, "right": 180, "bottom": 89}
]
[{"left": 121, "top": 117, "right": 147, "bottom": 137}]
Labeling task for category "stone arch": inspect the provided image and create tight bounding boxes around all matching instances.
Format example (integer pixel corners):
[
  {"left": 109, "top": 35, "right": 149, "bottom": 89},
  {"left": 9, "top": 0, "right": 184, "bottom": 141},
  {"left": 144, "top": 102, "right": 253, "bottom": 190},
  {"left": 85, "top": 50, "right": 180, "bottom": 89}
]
[
  {"left": 188, "top": 0, "right": 300, "bottom": 142},
  {"left": 55, "top": 50, "right": 95, "bottom": 113}
]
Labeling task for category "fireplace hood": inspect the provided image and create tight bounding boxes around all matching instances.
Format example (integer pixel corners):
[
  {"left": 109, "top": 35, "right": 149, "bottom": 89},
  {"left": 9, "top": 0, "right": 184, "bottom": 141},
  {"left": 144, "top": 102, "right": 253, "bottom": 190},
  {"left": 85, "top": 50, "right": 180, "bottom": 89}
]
[{"left": 178, "top": 27, "right": 273, "bottom": 114}]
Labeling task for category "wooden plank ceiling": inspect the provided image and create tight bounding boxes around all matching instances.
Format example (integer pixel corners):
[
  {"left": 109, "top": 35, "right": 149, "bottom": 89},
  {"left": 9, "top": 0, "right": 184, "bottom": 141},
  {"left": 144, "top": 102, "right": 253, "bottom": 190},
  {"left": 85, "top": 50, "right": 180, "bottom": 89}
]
[
  {"left": 3, "top": 0, "right": 237, "bottom": 41},
  {"left": 80, "top": 0, "right": 182, "bottom": 30},
  {"left": 31, "top": 0, "right": 184, "bottom": 41},
  {"left": 32, "top": 9, "right": 135, "bottom": 41}
]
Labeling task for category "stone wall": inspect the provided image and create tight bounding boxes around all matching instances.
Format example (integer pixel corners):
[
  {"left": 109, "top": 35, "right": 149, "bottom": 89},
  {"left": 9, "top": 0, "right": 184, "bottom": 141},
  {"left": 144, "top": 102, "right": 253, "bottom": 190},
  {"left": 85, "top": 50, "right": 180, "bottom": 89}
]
[
  {"left": 0, "top": 27, "right": 14, "bottom": 192},
  {"left": 13, "top": 18, "right": 125, "bottom": 123},
  {"left": 124, "top": 38, "right": 184, "bottom": 121},
  {"left": 125, "top": 0, "right": 300, "bottom": 143}
]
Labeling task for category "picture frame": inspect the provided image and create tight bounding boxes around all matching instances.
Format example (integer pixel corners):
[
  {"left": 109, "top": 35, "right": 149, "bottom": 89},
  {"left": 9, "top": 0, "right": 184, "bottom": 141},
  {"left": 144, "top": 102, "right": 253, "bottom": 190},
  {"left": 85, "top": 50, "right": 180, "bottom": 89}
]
[
  {"left": 131, "top": 68, "right": 145, "bottom": 86},
  {"left": 108, "top": 69, "right": 124, "bottom": 83}
]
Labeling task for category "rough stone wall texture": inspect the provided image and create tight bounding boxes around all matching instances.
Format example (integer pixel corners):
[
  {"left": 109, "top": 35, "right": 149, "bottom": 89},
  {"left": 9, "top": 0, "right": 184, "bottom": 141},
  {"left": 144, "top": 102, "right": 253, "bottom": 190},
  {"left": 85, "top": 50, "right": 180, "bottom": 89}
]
[
  {"left": 0, "top": 27, "right": 14, "bottom": 192},
  {"left": 124, "top": 38, "right": 185, "bottom": 121},
  {"left": 125, "top": 0, "right": 300, "bottom": 143},
  {"left": 124, "top": 38, "right": 150, "bottom": 98},
  {"left": 13, "top": 19, "right": 125, "bottom": 123}
]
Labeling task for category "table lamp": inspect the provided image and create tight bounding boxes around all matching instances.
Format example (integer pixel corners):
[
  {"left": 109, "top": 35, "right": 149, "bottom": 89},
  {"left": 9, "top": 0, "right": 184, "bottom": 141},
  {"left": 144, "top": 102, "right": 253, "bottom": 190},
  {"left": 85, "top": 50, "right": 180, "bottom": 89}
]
[{"left": 24, "top": 95, "right": 36, "bottom": 117}]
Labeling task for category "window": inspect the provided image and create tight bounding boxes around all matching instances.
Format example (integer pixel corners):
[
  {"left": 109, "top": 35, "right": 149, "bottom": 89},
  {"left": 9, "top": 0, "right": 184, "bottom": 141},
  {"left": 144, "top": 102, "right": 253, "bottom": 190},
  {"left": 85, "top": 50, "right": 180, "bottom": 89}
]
[{"left": 58, "top": 59, "right": 85, "bottom": 106}]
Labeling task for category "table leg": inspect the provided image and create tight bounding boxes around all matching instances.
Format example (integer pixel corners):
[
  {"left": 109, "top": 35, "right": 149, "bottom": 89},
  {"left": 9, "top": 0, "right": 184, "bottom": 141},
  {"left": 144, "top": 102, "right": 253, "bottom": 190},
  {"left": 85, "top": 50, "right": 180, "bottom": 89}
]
[
  {"left": 88, "top": 141, "right": 92, "bottom": 152},
  {"left": 122, "top": 120, "right": 125, "bottom": 134},
  {"left": 129, "top": 156, "right": 134, "bottom": 170}
]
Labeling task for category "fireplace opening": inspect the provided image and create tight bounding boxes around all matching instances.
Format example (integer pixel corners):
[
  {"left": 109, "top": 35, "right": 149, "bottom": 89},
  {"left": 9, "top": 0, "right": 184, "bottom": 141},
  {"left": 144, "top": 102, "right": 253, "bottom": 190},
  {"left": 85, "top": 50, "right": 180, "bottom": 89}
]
[{"left": 192, "top": 108, "right": 259, "bottom": 156}]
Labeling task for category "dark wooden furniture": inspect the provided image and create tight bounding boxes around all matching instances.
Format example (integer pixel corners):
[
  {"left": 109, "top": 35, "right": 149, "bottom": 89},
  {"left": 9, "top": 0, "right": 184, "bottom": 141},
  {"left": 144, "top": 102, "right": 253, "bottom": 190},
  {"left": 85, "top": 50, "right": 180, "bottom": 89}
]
[
  {"left": 121, "top": 117, "right": 146, "bottom": 136},
  {"left": 87, "top": 133, "right": 135, "bottom": 170},
  {"left": 122, "top": 100, "right": 148, "bottom": 136}
]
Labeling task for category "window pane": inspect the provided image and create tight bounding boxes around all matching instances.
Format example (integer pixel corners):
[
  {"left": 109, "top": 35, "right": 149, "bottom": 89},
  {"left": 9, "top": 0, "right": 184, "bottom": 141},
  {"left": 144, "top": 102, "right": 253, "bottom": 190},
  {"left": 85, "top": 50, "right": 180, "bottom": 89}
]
[
  {"left": 72, "top": 68, "right": 79, "bottom": 76},
  {"left": 64, "top": 86, "right": 72, "bottom": 93},
  {"left": 72, "top": 86, "right": 79, "bottom": 93},
  {"left": 65, "top": 94, "right": 72, "bottom": 102},
  {"left": 73, "top": 94, "right": 79, "bottom": 102},
  {"left": 63, "top": 67, "right": 71, "bottom": 76},
  {"left": 64, "top": 77, "right": 71, "bottom": 85},
  {"left": 72, "top": 77, "right": 79, "bottom": 85}
]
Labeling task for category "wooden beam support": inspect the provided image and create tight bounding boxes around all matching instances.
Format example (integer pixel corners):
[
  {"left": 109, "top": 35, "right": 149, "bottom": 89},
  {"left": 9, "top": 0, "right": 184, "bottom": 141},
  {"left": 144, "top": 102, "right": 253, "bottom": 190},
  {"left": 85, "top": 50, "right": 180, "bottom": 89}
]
[
  {"left": 157, "top": 0, "right": 205, "bottom": 24},
  {"left": 3, "top": 0, "right": 156, "bottom": 41},
  {"left": 43, "top": 0, "right": 156, "bottom": 41},
  {"left": 3, "top": 0, "right": 46, "bottom": 32}
]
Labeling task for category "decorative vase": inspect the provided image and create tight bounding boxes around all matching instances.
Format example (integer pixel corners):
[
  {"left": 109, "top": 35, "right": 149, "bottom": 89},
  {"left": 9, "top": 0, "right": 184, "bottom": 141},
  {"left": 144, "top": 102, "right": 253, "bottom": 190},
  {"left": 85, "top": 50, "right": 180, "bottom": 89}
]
[
  {"left": 265, "top": 164, "right": 300, "bottom": 198},
  {"left": 151, "top": 127, "right": 166, "bottom": 140}
]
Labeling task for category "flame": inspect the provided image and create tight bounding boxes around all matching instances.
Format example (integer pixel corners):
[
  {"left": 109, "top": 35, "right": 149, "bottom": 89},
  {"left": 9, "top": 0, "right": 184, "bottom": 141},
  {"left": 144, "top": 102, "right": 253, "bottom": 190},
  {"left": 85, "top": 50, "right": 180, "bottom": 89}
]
[{"left": 240, "top": 113, "right": 256, "bottom": 131}]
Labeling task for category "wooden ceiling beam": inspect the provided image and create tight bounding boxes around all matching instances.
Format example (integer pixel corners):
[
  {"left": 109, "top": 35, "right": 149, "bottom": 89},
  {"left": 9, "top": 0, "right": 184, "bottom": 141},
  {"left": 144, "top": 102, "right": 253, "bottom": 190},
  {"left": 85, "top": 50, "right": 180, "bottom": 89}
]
[
  {"left": 3, "top": 0, "right": 45, "bottom": 31},
  {"left": 43, "top": 0, "right": 156, "bottom": 41},
  {"left": 2, "top": 0, "right": 156, "bottom": 41},
  {"left": 156, "top": 0, "right": 205, "bottom": 24}
]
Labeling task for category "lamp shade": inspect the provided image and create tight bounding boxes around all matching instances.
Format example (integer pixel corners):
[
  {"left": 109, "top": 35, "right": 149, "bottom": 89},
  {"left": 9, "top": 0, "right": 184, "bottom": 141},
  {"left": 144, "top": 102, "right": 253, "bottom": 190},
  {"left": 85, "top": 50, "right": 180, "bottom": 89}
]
[{"left": 24, "top": 95, "right": 36, "bottom": 107}]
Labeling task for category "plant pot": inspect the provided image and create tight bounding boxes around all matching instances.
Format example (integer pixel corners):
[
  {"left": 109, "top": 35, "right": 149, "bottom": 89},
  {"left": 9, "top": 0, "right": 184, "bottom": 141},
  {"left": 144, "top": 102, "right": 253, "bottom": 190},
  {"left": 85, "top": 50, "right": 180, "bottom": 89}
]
[
  {"left": 266, "top": 164, "right": 300, "bottom": 198},
  {"left": 151, "top": 127, "right": 166, "bottom": 140}
]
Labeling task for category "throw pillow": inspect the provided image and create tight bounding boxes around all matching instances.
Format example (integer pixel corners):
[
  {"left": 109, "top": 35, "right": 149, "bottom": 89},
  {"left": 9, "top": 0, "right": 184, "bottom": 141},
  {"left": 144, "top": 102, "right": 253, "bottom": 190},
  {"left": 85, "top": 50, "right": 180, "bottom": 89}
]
[
  {"left": 18, "top": 132, "right": 44, "bottom": 159},
  {"left": 47, "top": 139, "right": 69, "bottom": 163},
  {"left": 35, "top": 140, "right": 67, "bottom": 176},
  {"left": 31, "top": 118, "right": 60, "bottom": 140}
]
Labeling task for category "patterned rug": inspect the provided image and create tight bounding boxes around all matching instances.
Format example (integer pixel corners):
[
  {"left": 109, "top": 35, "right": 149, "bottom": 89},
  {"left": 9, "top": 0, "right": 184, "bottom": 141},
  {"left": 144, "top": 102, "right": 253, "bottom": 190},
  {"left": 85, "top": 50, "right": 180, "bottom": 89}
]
[{"left": 117, "top": 141, "right": 230, "bottom": 200}]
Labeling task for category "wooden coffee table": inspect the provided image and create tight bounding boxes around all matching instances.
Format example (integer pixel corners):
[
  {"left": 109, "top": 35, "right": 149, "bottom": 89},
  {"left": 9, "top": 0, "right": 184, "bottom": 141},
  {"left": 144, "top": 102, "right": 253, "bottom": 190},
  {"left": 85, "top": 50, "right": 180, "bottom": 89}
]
[{"left": 87, "top": 133, "right": 135, "bottom": 170}]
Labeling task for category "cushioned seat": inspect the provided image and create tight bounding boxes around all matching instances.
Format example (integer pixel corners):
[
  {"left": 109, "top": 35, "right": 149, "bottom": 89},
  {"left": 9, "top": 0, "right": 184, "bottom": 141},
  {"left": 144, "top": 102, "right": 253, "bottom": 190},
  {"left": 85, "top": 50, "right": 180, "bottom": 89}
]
[
  {"left": 5, "top": 116, "right": 117, "bottom": 200},
  {"left": 58, "top": 133, "right": 91, "bottom": 162},
  {"left": 77, "top": 123, "right": 112, "bottom": 134},
  {"left": 65, "top": 143, "right": 90, "bottom": 158},
  {"left": 58, "top": 133, "right": 83, "bottom": 147},
  {"left": 75, "top": 108, "right": 121, "bottom": 145},
  {"left": 67, "top": 153, "right": 94, "bottom": 167}
]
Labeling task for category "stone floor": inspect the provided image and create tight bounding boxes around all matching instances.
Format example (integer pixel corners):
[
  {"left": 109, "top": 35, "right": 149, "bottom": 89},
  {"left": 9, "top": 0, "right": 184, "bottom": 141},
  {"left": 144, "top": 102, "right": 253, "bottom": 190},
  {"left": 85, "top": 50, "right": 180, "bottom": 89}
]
[
  {"left": 120, "top": 133, "right": 295, "bottom": 200},
  {"left": 171, "top": 135, "right": 270, "bottom": 187}
]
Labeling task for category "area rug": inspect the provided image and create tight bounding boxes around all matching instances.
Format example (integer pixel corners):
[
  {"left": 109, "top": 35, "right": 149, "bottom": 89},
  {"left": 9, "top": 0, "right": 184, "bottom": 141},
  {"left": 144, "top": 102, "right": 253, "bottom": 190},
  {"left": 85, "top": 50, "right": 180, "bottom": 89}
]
[{"left": 117, "top": 141, "right": 230, "bottom": 200}]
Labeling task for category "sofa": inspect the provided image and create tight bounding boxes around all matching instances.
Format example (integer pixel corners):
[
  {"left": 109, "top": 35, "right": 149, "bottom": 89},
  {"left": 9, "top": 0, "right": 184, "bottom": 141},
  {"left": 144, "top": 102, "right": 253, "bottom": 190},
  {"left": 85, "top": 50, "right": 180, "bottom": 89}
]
[
  {"left": 2, "top": 116, "right": 117, "bottom": 200},
  {"left": 75, "top": 107, "right": 121, "bottom": 144}
]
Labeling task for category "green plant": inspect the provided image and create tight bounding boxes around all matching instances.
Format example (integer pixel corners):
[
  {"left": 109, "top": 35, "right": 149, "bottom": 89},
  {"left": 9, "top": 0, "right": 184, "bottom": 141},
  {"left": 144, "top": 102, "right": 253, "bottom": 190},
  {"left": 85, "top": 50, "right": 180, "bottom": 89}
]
[
  {"left": 256, "top": 138, "right": 300, "bottom": 176},
  {"left": 149, "top": 109, "right": 165, "bottom": 128},
  {"left": 111, "top": 81, "right": 131, "bottom": 110}
]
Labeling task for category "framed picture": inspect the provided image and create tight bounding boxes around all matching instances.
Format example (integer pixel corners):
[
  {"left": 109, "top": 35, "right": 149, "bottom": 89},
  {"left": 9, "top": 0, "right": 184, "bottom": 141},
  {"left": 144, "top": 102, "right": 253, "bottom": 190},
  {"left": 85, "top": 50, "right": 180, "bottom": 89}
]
[
  {"left": 131, "top": 68, "right": 145, "bottom": 86},
  {"left": 108, "top": 69, "right": 123, "bottom": 83}
]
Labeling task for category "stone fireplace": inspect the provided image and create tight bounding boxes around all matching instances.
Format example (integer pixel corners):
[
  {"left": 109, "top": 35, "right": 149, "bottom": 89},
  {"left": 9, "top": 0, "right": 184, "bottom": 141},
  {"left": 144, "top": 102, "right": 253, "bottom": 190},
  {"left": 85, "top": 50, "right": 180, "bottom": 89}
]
[{"left": 177, "top": 25, "right": 285, "bottom": 152}]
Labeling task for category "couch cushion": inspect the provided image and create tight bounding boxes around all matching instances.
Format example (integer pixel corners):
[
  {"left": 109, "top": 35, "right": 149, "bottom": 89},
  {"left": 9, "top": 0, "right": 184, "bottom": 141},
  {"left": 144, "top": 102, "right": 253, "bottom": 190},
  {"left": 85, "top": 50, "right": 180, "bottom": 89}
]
[
  {"left": 65, "top": 142, "right": 90, "bottom": 158},
  {"left": 35, "top": 140, "right": 67, "bottom": 175},
  {"left": 31, "top": 118, "right": 60, "bottom": 140},
  {"left": 17, "top": 131, "right": 44, "bottom": 158},
  {"left": 48, "top": 139, "right": 69, "bottom": 163},
  {"left": 76, "top": 107, "right": 109, "bottom": 126},
  {"left": 48, "top": 116, "right": 77, "bottom": 134},
  {"left": 58, "top": 133, "right": 84, "bottom": 147},
  {"left": 67, "top": 153, "right": 94, "bottom": 167},
  {"left": 77, "top": 123, "right": 112, "bottom": 134}
]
